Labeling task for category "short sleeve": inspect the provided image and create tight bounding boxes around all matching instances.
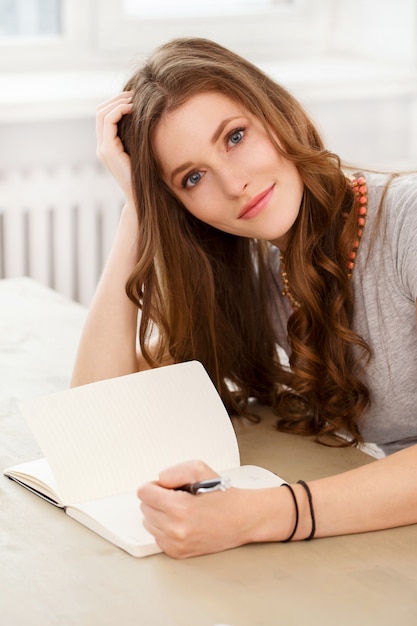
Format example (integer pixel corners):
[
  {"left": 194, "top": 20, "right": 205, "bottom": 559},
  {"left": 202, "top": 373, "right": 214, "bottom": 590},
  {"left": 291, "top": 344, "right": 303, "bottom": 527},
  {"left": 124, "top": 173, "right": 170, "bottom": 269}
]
[{"left": 388, "top": 175, "right": 417, "bottom": 300}]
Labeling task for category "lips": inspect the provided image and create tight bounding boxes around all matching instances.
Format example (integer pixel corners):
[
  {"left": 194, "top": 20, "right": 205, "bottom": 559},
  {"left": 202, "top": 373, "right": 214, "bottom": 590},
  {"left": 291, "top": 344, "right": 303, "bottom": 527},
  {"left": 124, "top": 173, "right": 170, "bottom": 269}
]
[{"left": 238, "top": 184, "right": 275, "bottom": 219}]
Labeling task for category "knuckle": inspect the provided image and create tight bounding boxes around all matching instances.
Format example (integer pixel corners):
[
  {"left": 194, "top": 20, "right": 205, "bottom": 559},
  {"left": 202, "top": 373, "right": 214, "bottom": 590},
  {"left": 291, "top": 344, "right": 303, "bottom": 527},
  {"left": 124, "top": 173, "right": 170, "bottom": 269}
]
[
  {"left": 193, "top": 459, "right": 209, "bottom": 475},
  {"left": 164, "top": 533, "right": 190, "bottom": 559},
  {"left": 170, "top": 528, "right": 187, "bottom": 546}
]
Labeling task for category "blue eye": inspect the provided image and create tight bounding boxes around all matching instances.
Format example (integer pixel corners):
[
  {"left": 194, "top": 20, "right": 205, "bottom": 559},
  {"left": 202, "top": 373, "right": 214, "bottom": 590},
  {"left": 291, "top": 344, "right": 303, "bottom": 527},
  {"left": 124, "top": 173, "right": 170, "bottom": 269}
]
[
  {"left": 228, "top": 129, "right": 244, "bottom": 146},
  {"left": 183, "top": 171, "right": 202, "bottom": 188}
]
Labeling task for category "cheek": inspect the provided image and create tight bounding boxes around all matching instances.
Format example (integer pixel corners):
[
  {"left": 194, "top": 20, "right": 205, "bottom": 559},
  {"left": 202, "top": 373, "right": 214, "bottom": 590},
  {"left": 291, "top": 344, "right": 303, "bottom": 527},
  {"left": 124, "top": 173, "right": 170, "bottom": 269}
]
[
  {"left": 177, "top": 190, "right": 224, "bottom": 223},
  {"left": 176, "top": 196, "right": 209, "bottom": 222},
  {"left": 186, "top": 203, "right": 217, "bottom": 223}
]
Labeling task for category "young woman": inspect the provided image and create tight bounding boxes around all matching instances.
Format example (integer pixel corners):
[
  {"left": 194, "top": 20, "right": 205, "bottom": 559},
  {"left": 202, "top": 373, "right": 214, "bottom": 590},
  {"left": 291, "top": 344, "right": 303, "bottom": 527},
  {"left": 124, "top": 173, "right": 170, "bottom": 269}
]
[{"left": 71, "top": 38, "right": 417, "bottom": 558}]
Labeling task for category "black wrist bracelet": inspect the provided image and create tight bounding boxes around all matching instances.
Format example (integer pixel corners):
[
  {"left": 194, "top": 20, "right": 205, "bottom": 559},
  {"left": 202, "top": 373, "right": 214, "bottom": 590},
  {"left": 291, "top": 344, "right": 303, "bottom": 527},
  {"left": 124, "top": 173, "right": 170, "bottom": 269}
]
[
  {"left": 297, "top": 480, "right": 316, "bottom": 541},
  {"left": 280, "top": 483, "right": 299, "bottom": 542}
]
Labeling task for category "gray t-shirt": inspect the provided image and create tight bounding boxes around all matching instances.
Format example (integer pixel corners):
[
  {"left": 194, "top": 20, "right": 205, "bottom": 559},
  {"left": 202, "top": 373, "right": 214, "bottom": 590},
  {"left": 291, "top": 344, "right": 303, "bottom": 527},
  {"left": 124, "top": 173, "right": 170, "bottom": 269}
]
[{"left": 269, "top": 172, "right": 417, "bottom": 455}]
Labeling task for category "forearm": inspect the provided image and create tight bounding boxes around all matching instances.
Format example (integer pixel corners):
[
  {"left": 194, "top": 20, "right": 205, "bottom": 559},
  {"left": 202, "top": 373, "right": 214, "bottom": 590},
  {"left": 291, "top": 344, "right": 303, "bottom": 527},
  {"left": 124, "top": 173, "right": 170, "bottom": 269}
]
[
  {"left": 137, "top": 446, "right": 417, "bottom": 558},
  {"left": 250, "top": 444, "right": 417, "bottom": 544},
  {"left": 310, "top": 444, "right": 417, "bottom": 537},
  {"left": 71, "top": 204, "right": 140, "bottom": 386}
]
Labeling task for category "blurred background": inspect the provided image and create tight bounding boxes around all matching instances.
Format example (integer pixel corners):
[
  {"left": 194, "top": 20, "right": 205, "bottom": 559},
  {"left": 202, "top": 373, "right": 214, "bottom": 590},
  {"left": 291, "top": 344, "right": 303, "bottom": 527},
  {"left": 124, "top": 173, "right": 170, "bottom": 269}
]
[{"left": 0, "top": 0, "right": 416, "bottom": 305}]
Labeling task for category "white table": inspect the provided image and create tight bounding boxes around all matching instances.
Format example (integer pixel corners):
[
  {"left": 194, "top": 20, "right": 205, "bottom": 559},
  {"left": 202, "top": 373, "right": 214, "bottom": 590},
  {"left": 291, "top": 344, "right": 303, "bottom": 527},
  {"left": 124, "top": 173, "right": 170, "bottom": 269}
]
[{"left": 1, "top": 277, "right": 417, "bottom": 626}]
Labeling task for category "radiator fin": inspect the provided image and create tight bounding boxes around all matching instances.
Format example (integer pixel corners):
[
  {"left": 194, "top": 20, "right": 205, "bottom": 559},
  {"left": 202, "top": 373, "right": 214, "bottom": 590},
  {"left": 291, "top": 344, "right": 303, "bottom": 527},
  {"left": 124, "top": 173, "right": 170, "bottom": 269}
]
[{"left": 0, "top": 165, "right": 124, "bottom": 305}]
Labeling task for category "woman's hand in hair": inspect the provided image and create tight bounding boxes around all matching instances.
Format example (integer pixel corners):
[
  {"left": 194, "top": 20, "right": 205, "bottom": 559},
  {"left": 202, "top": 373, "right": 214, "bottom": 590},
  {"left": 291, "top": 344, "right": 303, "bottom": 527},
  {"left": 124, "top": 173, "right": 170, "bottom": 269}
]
[{"left": 96, "top": 92, "right": 135, "bottom": 204}]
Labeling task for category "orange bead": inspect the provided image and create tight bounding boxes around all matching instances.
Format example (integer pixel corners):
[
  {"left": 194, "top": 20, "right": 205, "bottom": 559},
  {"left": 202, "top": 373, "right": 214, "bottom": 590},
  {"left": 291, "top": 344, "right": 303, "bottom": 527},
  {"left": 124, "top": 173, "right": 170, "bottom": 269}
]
[{"left": 346, "top": 176, "right": 367, "bottom": 276}]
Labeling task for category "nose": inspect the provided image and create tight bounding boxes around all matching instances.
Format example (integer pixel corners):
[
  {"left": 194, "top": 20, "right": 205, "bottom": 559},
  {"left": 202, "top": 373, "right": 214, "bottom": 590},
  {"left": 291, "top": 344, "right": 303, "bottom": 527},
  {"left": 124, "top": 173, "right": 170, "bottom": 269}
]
[{"left": 217, "top": 165, "right": 250, "bottom": 198}]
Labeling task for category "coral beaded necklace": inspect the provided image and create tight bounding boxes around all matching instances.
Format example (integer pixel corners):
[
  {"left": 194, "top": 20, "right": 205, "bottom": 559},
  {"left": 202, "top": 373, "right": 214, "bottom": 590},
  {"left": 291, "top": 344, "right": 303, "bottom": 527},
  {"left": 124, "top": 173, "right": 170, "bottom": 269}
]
[
  {"left": 347, "top": 176, "right": 368, "bottom": 278},
  {"left": 280, "top": 175, "right": 368, "bottom": 309}
]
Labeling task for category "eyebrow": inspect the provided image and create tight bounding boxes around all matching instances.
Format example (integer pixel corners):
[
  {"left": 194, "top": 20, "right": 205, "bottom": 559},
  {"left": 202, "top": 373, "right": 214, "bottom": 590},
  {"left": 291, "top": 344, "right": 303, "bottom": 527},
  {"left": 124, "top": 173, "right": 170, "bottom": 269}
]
[{"left": 170, "top": 115, "right": 243, "bottom": 184}]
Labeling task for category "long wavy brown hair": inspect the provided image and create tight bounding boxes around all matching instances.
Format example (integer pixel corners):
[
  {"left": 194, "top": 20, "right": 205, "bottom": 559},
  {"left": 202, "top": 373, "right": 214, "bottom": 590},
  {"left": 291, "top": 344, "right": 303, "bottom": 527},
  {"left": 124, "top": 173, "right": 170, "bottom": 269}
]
[{"left": 118, "top": 37, "right": 370, "bottom": 446}]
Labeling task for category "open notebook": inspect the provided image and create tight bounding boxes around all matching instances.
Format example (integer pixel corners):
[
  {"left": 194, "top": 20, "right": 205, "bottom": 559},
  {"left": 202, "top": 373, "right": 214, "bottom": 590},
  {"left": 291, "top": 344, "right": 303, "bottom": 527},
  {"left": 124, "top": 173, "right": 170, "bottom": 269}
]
[{"left": 4, "top": 361, "right": 284, "bottom": 557}]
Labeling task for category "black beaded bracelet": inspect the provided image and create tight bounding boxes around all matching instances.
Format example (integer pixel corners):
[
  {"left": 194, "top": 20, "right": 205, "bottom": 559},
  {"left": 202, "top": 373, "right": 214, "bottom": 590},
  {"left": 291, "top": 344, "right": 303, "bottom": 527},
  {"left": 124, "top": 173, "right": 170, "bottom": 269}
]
[
  {"left": 297, "top": 480, "right": 316, "bottom": 541},
  {"left": 280, "top": 483, "right": 299, "bottom": 542}
]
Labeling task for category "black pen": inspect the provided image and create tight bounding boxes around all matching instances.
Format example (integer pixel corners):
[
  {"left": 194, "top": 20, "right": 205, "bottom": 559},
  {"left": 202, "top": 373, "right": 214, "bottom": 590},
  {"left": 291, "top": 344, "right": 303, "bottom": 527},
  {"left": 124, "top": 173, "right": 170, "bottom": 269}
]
[{"left": 174, "top": 477, "right": 231, "bottom": 495}]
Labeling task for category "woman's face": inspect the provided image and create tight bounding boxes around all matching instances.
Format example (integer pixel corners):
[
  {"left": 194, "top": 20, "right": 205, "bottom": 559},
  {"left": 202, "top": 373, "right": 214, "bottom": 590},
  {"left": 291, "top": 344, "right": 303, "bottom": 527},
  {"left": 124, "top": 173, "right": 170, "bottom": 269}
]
[{"left": 153, "top": 91, "right": 304, "bottom": 249}]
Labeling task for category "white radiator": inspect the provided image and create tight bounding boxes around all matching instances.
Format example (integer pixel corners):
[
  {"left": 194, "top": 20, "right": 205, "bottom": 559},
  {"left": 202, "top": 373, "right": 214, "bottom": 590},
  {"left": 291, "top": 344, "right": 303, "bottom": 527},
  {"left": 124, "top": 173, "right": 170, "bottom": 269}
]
[{"left": 0, "top": 164, "right": 124, "bottom": 306}]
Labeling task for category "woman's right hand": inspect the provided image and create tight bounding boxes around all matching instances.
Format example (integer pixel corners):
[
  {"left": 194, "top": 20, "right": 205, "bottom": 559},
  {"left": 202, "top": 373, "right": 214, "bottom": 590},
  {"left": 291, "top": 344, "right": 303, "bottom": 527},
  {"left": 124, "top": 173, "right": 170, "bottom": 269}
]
[{"left": 96, "top": 91, "right": 135, "bottom": 203}]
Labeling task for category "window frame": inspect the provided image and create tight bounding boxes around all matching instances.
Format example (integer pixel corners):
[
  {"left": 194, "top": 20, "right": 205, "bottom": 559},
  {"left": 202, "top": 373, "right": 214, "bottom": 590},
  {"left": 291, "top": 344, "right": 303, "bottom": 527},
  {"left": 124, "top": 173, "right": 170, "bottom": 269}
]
[
  {"left": 0, "top": 0, "right": 334, "bottom": 72},
  {"left": 122, "top": 0, "right": 290, "bottom": 19},
  {"left": 0, "top": 0, "right": 415, "bottom": 73},
  {"left": 0, "top": 0, "right": 93, "bottom": 71},
  {"left": 95, "top": 0, "right": 331, "bottom": 62}
]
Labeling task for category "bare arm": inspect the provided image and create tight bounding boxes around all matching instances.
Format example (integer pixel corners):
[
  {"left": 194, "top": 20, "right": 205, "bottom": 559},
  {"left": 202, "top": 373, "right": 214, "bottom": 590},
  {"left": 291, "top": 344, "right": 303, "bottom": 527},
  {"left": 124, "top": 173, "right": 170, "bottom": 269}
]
[
  {"left": 71, "top": 93, "right": 141, "bottom": 386},
  {"left": 70, "top": 203, "right": 140, "bottom": 386},
  {"left": 137, "top": 443, "right": 417, "bottom": 559}
]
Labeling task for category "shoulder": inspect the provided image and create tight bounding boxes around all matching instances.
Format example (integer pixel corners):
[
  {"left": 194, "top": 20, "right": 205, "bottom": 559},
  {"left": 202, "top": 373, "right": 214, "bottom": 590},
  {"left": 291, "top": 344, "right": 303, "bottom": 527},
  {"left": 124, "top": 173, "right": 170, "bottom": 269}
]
[
  {"left": 364, "top": 170, "right": 417, "bottom": 298},
  {"left": 365, "top": 170, "right": 417, "bottom": 215},
  {"left": 361, "top": 170, "right": 417, "bottom": 237}
]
